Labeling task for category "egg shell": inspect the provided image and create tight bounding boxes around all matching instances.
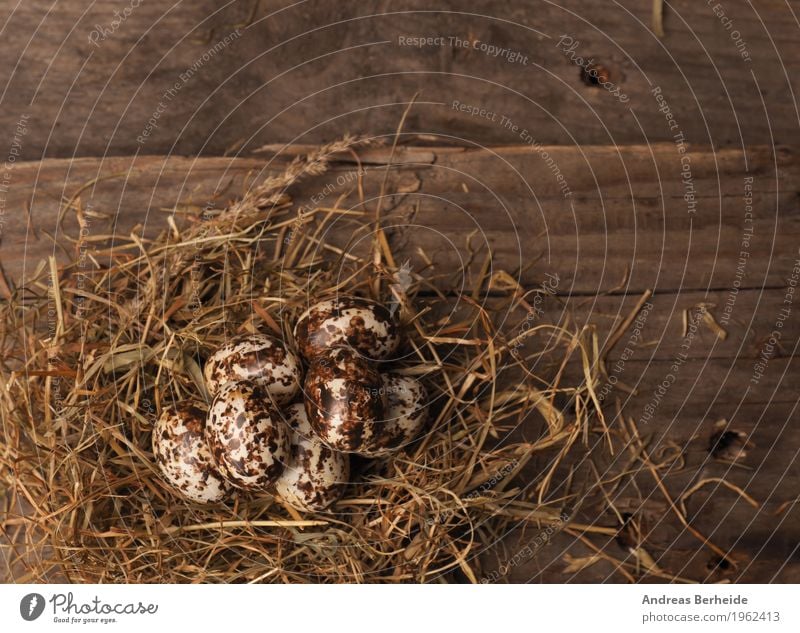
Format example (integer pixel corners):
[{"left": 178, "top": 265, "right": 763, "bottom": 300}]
[
  {"left": 152, "top": 402, "right": 231, "bottom": 503},
  {"left": 274, "top": 403, "right": 350, "bottom": 511},
  {"left": 206, "top": 381, "right": 289, "bottom": 490},
  {"left": 304, "top": 347, "right": 387, "bottom": 453},
  {"left": 359, "top": 373, "right": 429, "bottom": 457},
  {"left": 294, "top": 297, "right": 401, "bottom": 361},
  {"left": 203, "top": 333, "right": 301, "bottom": 402}
]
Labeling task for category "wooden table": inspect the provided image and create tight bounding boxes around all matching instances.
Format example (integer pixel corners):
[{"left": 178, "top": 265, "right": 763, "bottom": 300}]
[{"left": 2, "top": 144, "right": 798, "bottom": 582}]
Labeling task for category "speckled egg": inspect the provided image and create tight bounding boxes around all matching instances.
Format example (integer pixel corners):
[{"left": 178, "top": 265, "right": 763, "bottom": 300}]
[
  {"left": 294, "top": 297, "right": 401, "bottom": 361},
  {"left": 203, "top": 333, "right": 301, "bottom": 402},
  {"left": 274, "top": 403, "right": 350, "bottom": 512},
  {"left": 359, "top": 373, "right": 429, "bottom": 456},
  {"left": 205, "top": 380, "right": 289, "bottom": 490},
  {"left": 304, "top": 347, "right": 386, "bottom": 453},
  {"left": 152, "top": 402, "right": 231, "bottom": 503}
]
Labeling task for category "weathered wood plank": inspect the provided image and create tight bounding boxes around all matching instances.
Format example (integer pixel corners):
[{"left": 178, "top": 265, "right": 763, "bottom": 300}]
[
  {"left": 2, "top": 145, "right": 798, "bottom": 296},
  {"left": 0, "top": 1, "right": 798, "bottom": 159}
]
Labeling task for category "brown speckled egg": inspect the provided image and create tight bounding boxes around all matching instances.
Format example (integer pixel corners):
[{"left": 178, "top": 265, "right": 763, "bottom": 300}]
[
  {"left": 205, "top": 381, "right": 289, "bottom": 490},
  {"left": 203, "top": 333, "right": 301, "bottom": 402},
  {"left": 274, "top": 403, "right": 350, "bottom": 512},
  {"left": 304, "top": 347, "right": 386, "bottom": 453},
  {"left": 360, "top": 373, "right": 429, "bottom": 457},
  {"left": 152, "top": 402, "right": 231, "bottom": 503},
  {"left": 294, "top": 297, "right": 401, "bottom": 361},
  {"left": 381, "top": 372, "right": 428, "bottom": 450}
]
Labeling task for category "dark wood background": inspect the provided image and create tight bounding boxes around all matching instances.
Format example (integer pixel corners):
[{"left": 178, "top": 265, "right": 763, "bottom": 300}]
[
  {"left": 1, "top": 0, "right": 799, "bottom": 583},
  {"left": 2, "top": 0, "right": 799, "bottom": 157}
]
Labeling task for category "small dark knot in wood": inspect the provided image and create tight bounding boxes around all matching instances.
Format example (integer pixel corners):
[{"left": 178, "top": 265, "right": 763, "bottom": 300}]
[{"left": 581, "top": 63, "right": 612, "bottom": 87}]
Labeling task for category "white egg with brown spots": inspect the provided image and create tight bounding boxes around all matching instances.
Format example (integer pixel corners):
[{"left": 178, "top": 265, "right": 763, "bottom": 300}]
[
  {"left": 203, "top": 333, "right": 301, "bottom": 402},
  {"left": 304, "top": 347, "right": 387, "bottom": 453},
  {"left": 205, "top": 380, "right": 289, "bottom": 490},
  {"left": 294, "top": 297, "right": 401, "bottom": 361},
  {"left": 274, "top": 403, "right": 350, "bottom": 512},
  {"left": 360, "top": 373, "right": 429, "bottom": 456},
  {"left": 152, "top": 402, "right": 231, "bottom": 503}
]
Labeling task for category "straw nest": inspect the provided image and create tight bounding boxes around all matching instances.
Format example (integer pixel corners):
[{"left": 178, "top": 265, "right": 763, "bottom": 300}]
[{"left": 0, "top": 136, "right": 700, "bottom": 583}]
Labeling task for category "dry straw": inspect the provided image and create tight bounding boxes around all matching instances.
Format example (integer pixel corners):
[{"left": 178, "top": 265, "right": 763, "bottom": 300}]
[{"left": 1, "top": 136, "right": 726, "bottom": 583}]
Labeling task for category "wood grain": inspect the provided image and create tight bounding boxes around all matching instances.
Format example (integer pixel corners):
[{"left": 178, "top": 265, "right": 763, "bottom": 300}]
[
  {"left": 0, "top": 1, "right": 797, "bottom": 159},
  {"left": 2, "top": 144, "right": 798, "bottom": 295}
]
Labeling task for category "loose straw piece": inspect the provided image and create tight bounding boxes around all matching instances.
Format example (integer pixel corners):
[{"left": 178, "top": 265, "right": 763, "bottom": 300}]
[
  {"left": 652, "top": 0, "right": 665, "bottom": 37},
  {"left": 91, "top": 520, "right": 329, "bottom": 538}
]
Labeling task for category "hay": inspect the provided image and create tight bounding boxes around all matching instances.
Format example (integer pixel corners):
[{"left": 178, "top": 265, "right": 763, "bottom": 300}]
[{"left": 0, "top": 136, "right": 724, "bottom": 583}]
